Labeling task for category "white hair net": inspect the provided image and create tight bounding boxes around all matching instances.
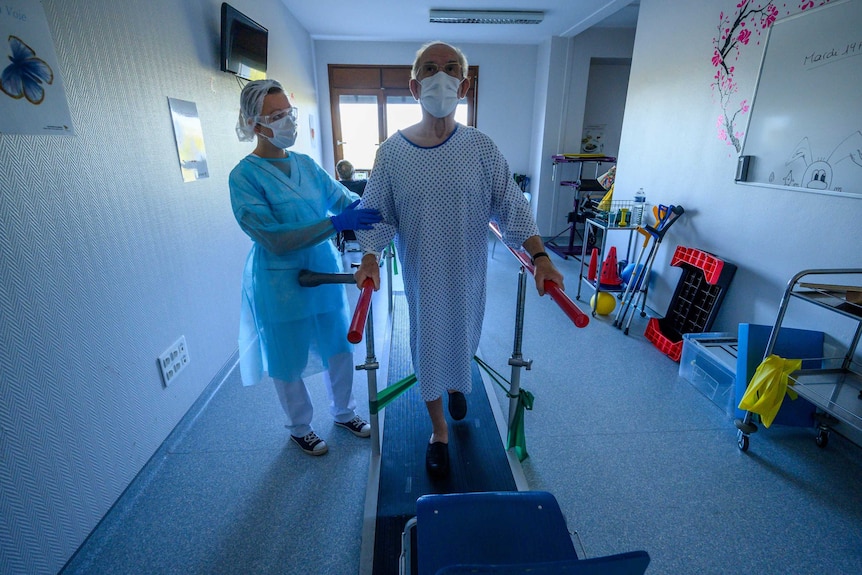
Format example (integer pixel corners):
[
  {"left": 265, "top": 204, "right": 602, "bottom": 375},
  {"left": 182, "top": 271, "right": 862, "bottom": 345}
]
[{"left": 235, "top": 79, "right": 284, "bottom": 142}]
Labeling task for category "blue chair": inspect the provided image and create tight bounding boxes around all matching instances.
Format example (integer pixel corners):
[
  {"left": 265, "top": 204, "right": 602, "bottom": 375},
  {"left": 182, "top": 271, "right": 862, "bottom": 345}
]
[{"left": 401, "top": 491, "right": 650, "bottom": 575}]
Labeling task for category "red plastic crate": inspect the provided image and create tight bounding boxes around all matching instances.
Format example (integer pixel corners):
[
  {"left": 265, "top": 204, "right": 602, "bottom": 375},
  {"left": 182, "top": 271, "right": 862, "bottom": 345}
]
[
  {"left": 645, "top": 246, "right": 736, "bottom": 362},
  {"left": 645, "top": 317, "right": 683, "bottom": 361},
  {"left": 670, "top": 246, "right": 725, "bottom": 284}
]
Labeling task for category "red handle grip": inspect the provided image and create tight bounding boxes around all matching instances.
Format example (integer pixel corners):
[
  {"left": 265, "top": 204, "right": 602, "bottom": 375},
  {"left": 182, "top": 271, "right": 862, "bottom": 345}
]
[
  {"left": 348, "top": 279, "right": 374, "bottom": 343},
  {"left": 488, "top": 223, "right": 588, "bottom": 328},
  {"left": 545, "top": 281, "right": 590, "bottom": 328}
]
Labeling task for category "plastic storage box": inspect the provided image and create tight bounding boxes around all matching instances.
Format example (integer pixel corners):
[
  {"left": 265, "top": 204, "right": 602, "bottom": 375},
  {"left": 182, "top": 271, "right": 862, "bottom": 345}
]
[
  {"left": 679, "top": 332, "right": 738, "bottom": 416},
  {"left": 680, "top": 325, "right": 822, "bottom": 425}
]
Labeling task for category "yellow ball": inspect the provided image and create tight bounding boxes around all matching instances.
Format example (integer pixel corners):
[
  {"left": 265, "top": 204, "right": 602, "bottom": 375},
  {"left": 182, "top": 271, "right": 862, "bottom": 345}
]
[{"left": 590, "top": 292, "right": 617, "bottom": 315}]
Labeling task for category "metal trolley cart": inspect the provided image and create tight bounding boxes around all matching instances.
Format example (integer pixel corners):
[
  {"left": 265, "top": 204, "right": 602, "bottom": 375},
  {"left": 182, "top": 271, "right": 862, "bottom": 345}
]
[
  {"left": 575, "top": 213, "right": 638, "bottom": 315},
  {"left": 735, "top": 269, "right": 862, "bottom": 451}
]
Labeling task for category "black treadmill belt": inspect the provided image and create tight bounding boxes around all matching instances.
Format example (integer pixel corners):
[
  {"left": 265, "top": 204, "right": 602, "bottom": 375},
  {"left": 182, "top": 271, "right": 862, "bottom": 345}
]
[{"left": 372, "top": 295, "right": 517, "bottom": 575}]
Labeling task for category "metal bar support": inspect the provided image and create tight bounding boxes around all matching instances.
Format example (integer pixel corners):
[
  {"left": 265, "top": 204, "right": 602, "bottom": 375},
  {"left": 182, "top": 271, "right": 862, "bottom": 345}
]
[{"left": 507, "top": 267, "right": 532, "bottom": 427}]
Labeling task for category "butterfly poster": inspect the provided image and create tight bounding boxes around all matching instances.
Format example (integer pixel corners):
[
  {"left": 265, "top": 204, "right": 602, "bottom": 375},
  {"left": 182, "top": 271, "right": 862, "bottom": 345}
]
[{"left": 0, "top": 0, "right": 74, "bottom": 135}]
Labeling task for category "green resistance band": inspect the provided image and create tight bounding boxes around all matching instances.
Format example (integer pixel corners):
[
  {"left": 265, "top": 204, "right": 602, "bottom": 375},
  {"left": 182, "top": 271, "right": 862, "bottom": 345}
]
[
  {"left": 473, "top": 355, "right": 534, "bottom": 462},
  {"left": 369, "top": 373, "right": 416, "bottom": 415},
  {"left": 368, "top": 356, "right": 534, "bottom": 462},
  {"left": 389, "top": 241, "right": 398, "bottom": 275}
]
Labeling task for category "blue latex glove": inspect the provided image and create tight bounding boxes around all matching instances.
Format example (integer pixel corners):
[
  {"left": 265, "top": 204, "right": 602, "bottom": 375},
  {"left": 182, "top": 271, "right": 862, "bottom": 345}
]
[{"left": 330, "top": 199, "right": 382, "bottom": 232}]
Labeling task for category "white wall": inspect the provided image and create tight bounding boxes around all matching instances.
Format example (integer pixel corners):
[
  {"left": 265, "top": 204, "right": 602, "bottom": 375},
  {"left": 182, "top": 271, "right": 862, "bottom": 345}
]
[
  {"left": 0, "top": 1, "right": 319, "bottom": 573},
  {"left": 615, "top": 0, "right": 862, "bottom": 331},
  {"left": 532, "top": 28, "right": 636, "bottom": 235},
  {"left": 531, "top": 36, "right": 572, "bottom": 234},
  {"left": 582, "top": 60, "right": 631, "bottom": 159},
  {"left": 312, "top": 40, "right": 538, "bottom": 179}
]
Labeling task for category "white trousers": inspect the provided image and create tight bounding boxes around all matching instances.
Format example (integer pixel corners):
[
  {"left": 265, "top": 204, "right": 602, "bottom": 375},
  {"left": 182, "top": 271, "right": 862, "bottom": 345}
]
[{"left": 273, "top": 352, "right": 357, "bottom": 437}]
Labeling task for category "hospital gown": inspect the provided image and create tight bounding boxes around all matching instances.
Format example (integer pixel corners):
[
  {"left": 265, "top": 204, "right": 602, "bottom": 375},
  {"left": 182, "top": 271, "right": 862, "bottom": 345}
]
[
  {"left": 356, "top": 125, "right": 538, "bottom": 402},
  {"left": 230, "top": 153, "right": 358, "bottom": 386}
]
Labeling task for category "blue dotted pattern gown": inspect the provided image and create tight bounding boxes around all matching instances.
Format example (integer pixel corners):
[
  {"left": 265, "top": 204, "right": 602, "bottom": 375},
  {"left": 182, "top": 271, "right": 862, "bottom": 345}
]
[{"left": 357, "top": 125, "right": 538, "bottom": 401}]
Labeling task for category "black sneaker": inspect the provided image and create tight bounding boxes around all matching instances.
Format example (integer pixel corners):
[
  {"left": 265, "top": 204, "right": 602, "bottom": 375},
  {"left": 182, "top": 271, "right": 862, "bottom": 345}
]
[
  {"left": 335, "top": 416, "right": 371, "bottom": 438},
  {"left": 426, "top": 441, "right": 450, "bottom": 477},
  {"left": 291, "top": 431, "right": 328, "bottom": 455},
  {"left": 448, "top": 391, "right": 467, "bottom": 421}
]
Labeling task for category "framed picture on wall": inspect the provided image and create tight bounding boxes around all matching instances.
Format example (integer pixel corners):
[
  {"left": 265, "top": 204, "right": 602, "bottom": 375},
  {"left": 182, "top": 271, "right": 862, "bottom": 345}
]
[{"left": 0, "top": 0, "right": 74, "bottom": 135}]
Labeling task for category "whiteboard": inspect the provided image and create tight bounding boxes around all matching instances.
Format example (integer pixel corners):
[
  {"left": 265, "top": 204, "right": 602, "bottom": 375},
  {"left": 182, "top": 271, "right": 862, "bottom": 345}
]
[{"left": 739, "top": 0, "right": 862, "bottom": 197}]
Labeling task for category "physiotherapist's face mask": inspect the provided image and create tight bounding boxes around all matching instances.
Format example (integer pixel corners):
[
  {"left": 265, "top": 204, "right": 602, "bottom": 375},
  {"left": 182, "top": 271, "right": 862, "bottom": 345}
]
[
  {"left": 419, "top": 72, "right": 463, "bottom": 118},
  {"left": 260, "top": 110, "right": 298, "bottom": 149}
]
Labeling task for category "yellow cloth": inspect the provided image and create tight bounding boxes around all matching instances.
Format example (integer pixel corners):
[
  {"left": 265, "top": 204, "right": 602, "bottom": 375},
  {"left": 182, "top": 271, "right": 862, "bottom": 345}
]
[
  {"left": 596, "top": 185, "right": 614, "bottom": 212},
  {"left": 737, "top": 354, "right": 802, "bottom": 428}
]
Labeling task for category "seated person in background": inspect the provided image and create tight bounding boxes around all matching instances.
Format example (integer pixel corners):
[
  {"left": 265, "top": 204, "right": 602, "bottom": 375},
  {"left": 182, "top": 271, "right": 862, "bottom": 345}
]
[
  {"left": 335, "top": 160, "right": 368, "bottom": 249},
  {"left": 336, "top": 159, "right": 368, "bottom": 196}
]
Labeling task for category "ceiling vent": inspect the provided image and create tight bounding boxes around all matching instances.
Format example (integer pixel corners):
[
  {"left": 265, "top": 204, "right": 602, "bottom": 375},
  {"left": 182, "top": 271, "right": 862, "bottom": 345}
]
[{"left": 429, "top": 9, "right": 544, "bottom": 24}]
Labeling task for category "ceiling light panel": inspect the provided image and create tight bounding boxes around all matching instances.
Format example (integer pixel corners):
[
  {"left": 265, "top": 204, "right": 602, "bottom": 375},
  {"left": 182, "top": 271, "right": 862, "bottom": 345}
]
[{"left": 429, "top": 9, "right": 544, "bottom": 24}]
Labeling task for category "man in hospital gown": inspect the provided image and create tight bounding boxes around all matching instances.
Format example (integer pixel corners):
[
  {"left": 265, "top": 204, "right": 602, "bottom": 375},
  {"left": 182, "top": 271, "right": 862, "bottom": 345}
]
[
  {"left": 355, "top": 43, "right": 564, "bottom": 476},
  {"left": 230, "top": 80, "right": 381, "bottom": 457}
]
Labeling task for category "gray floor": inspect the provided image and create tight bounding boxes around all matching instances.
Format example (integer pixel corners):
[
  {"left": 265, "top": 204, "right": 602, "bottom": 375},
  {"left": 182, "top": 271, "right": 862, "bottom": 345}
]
[{"left": 62, "top": 240, "right": 862, "bottom": 574}]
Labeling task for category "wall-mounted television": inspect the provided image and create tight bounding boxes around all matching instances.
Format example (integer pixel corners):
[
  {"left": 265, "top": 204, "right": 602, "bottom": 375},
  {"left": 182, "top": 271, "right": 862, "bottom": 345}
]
[{"left": 220, "top": 3, "right": 268, "bottom": 80}]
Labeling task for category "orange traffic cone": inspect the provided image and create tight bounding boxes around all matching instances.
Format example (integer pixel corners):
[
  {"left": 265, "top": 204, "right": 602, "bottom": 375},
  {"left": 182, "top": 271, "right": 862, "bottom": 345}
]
[
  {"left": 599, "top": 246, "right": 623, "bottom": 287},
  {"left": 588, "top": 248, "right": 598, "bottom": 281}
]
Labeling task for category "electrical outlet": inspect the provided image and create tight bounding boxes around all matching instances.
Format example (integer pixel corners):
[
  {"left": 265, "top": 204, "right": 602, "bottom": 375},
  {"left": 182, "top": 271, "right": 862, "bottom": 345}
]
[{"left": 158, "top": 336, "right": 190, "bottom": 387}]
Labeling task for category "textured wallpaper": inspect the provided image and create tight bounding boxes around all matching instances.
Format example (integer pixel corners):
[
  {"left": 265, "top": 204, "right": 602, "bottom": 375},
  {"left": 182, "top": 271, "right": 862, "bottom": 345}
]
[{"left": 0, "top": 1, "right": 299, "bottom": 572}]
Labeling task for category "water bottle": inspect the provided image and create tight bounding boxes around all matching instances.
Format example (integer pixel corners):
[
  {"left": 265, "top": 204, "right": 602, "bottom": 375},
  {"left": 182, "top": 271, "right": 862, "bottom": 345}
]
[{"left": 633, "top": 188, "right": 646, "bottom": 226}]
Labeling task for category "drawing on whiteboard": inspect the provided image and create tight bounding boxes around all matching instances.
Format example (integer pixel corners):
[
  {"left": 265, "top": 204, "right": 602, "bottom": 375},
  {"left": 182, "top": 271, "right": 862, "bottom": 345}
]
[
  {"left": 776, "top": 131, "right": 862, "bottom": 192},
  {"left": 711, "top": 1, "right": 779, "bottom": 153},
  {"left": 711, "top": 1, "right": 834, "bottom": 155}
]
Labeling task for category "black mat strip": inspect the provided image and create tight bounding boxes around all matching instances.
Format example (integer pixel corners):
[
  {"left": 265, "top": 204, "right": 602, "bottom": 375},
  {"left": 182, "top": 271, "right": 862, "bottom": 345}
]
[{"left": 372, "top": 295, "right": 517, "bottom": 575}]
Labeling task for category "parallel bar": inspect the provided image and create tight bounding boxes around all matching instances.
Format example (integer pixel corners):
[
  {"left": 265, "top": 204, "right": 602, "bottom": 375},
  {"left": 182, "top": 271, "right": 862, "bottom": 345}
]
[
  {"left": 489, "top": 224, "right": 589, "bottom": 328},
  {"left": 297, "top": 270, "right": 374, "bottom": 344},
  {"left": 349, "top": 279, "right": 375, "bottom": 343},
  {"left": 297, "top": 269, "right": 354, "bottom": 287}
]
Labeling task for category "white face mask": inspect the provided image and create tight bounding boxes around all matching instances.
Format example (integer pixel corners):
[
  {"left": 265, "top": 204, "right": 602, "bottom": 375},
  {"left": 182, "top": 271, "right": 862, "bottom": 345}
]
[
  {"left": 262, "top": 114, "right": 297, "bottom": 149},
  {"left": 419, "top": 72, "right": 462, "bottom": 118}
]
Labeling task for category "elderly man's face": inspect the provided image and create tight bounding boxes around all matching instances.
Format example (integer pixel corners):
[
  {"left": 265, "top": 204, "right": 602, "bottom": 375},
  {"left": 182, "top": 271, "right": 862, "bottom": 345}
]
[
  {"left": 411, "top": 44, "right": 469, "bottom": 103},
  {"left": 416, "top": 44, "right": 463, "bottom": 81}
]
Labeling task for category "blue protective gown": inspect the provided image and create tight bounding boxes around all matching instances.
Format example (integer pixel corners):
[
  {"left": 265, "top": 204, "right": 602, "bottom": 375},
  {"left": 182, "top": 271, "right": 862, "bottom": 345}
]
[
  {"left": 356, "top": 125, "right": 539, "bottom": 402},
  {"left": 230, "top": 153, "right": 358, "bottom": 387}
]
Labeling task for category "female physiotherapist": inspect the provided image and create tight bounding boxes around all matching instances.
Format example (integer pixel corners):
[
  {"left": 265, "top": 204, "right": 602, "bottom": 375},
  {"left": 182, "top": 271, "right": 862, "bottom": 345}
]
[{"left": 229, "top": 79, "right": 382, "bottom": 456}]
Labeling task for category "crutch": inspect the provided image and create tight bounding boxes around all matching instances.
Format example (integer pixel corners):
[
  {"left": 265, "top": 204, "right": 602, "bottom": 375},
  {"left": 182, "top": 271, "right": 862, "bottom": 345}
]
[
  {"left": 613, "top": 206, "right": 669, "bottom": 329},
  {"left": 613, "top": 225, "right": 652, "bottom": 328},
  {"left": 620, "top": 205, "right": 685, "bottom": 334},
  {"left": 618, "top": 205, "right": 685, "bottom": 334}
]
